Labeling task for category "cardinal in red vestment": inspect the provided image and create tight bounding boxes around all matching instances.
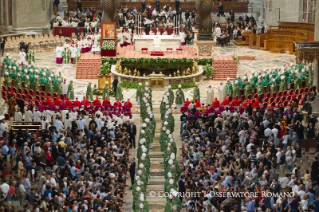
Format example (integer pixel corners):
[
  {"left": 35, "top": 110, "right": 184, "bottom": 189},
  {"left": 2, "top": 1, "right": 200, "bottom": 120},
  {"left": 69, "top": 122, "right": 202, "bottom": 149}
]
[
  {"left": 212, "top": 98, "right": 220, "bottom": 108},
  {"left": 93, "top": 96, "right": 101, "bottom": 106},
  {"left": 231, "top": 96, "right": 240, "bottom": 106},
  {"left": 184, "top": 98, "right": 191, "bottom": 107},
  {"left": 252, "top": 98, "right": 260, "bottom": 108},
  {"left": 125, "top": 98, "right": 133, "bottom": 108},
  {"left": 221, "top": 96, "right": 229, "bottom": 106},
  {"left": 74, "top": 97, "right": 81, "bottom": 108},
  {"left": 65, "top": 97, "right": 72, "bottom": 107},
  {"left": 195, "top": 98, "right": 201, "bottom": 108}
]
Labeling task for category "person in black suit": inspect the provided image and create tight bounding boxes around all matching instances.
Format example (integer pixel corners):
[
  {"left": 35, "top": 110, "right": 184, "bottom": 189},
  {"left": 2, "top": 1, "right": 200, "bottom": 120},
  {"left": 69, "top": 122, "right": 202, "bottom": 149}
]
[
  {"left": 0, "top": 37, "right": 5, "bottom": 56},
  {"left": 112, "top": 77, "right": 119, "bottom": 96},
  {"left": 127, "top": 120, "right": 137, "bottom": 149},
  {"left": 76, "top": 27, "right": 81, "bottom": 38},
  {"left": 129, "top": 157, "right": 136, "bottom": 190},
  {"left": 185, "top": 10, "right": 190, "bottom": 21},
  {"left": 141, "top": 0, "right": 145, "bottom": 12},
  {"left": 178, "top": 175, "right": 186, "bottom": 202},
  {"left": 19, "top": 40, "right": 26, "bottom": 51},
  {"left": 175, "top": 0, "right": 180, "bottom": 14},
  {"left": 229, "top": 9, "right": 235, "bottom": 22},
  {"left": 217, "top": 2, "right": 225, "bottom": 17},
  {"left": 77, "top": 0, "right": 82, "bottom": 12}
]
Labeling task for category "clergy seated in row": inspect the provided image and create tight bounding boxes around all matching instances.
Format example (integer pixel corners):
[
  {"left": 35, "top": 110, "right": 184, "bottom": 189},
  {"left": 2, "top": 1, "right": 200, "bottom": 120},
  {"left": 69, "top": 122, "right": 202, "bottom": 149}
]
[{"left": 217, "top": 31, "right": 230, "bottom": 47}]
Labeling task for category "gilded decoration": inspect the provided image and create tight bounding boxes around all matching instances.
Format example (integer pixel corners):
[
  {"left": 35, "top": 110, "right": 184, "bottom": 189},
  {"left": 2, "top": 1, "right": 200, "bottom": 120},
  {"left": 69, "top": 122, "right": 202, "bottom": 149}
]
[
  {"left": 98, "top": 74, "right": 111, "bottom": 91},
  {"left": 295, "top": 49, "right": 319, "bottom": 64},
  {"left": 198, "top": 45, "right": 213, "bottom": 56},
  {"left": 149, "top": 78, "right": 165, "bottom": 88}
]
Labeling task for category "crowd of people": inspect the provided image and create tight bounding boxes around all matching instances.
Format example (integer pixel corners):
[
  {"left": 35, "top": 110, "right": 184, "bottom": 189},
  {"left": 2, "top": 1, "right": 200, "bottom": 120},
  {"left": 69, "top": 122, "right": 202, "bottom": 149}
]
[
  {"left": 0, "top": 57, "right": 142, "bottom": 212},
  {"left": 177, "top": 65, "right": 319, "bottom": 211}
]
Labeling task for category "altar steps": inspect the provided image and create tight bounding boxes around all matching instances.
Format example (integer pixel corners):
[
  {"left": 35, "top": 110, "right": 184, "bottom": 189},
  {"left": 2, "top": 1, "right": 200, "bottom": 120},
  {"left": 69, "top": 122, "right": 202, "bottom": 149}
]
[{"left": 211, "top": 56, "right": 238, "bottom": 80}]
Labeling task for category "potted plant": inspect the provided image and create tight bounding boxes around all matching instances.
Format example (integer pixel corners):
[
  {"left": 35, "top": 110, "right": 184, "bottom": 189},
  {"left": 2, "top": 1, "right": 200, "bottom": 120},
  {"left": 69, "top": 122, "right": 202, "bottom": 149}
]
[
  {"left": 101, "top": 40, "right": 116, "bottom": 57},
  {"left": 203, "top": 64, "right": 214, "bottom": 79},
  {"left": 100, "top": 62, "right": 111, "bottom": 75}
]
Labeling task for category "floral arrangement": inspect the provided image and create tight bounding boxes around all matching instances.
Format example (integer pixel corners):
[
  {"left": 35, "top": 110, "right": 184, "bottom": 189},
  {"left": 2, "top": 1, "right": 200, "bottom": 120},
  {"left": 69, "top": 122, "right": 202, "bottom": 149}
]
[
  {"left": 116, "top": 36, "right": 121, "bottom": 43},
  {"left": 101, "top": 41, "right": 116, "bottom": 50},
  {"left": 97, "top": 37, "right": 101, "bottom": 47}
]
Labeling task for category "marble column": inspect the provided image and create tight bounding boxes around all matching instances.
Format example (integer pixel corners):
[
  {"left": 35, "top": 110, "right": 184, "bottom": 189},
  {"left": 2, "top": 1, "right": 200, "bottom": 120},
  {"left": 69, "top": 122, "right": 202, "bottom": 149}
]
[{"left": 11, "top": 0, "right": 52, "bottom": 33}]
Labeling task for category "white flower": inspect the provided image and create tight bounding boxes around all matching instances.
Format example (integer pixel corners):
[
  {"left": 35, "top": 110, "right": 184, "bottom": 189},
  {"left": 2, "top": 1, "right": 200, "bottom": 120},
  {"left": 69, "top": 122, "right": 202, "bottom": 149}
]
[{"left": 101, "top": 41, "right": 116, "bottom": 50}]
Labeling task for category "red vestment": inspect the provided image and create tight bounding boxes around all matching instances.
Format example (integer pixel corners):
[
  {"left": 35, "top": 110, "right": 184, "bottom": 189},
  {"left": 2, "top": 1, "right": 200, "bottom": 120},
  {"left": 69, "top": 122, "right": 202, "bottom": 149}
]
[
  {"left": 222, "top": 99, "right": 229, "bottom": 106},
  {"left": 212, "top": 100, "right": 220, "bottom": 108},
  {"left": 195, "top": 101, "right": 201, "bottom": 108},
  {"left": 184, "top": 99, "right": 191, "bottom": 107},
  {"left": 232, "top": 99, "right": 240, "bottom": 106},
  {"left": 252, "top": 100, "right": 260, "bottom": 108}
]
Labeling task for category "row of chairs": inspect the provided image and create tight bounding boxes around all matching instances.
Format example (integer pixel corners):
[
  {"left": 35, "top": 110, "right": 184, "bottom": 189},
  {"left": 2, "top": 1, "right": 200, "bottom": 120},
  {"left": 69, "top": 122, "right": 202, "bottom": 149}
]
[{"left": 4, "top": 34, "right": 65, "bottom": 53}]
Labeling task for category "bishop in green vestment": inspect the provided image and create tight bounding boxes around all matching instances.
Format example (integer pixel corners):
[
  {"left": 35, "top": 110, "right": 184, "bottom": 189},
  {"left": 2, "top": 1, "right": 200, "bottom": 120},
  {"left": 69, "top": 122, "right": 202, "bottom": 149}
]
[
  {"left": 232, "top": 82, "right": 240, "bottom": 98},
  {"left": 46, "top": 79, "right": 53, "bottom": 95},
  {"left": 193, "top": 84, "right": 200, "bottom": 101},
  {"left": 86, "top": 82, "right": 93, "bottom": 101},
  {"left": 256, "top": 81, "right": 265, "bottom": 95},
  {"left": 270, "top": 80, "right": 278, "bottom": 95},
  {"left": 175, "top": 85, "right": 185, "bottom": 107},
  {"left": 225, "top": 79, "right": 233, "bottom": 96},
  {"left": 279, "top": 77, "right": 286, "bottom": 92},
  {"left": 102, "top": 82, "right": 109, "bottom": 100},
  {"left": 244, "top": 81, "right": 252, "bottom": 97},
  {"left": 115, "top": 82, "right": 124, "bottom": 101},
  {"left": 27, "top": 50, "right": 35, "bottom": 64},
  {"left": 67, "top": 81, "right": 75, "bottom": 100}
]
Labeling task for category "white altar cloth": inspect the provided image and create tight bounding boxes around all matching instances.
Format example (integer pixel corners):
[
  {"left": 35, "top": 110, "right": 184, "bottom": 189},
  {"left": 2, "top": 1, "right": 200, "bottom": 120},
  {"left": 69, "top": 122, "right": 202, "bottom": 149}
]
[{"left": 133, "top": 35, "right": 181, "bottom": 51}]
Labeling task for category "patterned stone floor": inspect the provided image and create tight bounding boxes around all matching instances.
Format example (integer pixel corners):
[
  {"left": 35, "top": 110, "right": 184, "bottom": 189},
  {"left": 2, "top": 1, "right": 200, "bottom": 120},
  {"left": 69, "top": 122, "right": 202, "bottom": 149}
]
[{"left": 1, "top": 44, "right": 295, "bottom": 107}]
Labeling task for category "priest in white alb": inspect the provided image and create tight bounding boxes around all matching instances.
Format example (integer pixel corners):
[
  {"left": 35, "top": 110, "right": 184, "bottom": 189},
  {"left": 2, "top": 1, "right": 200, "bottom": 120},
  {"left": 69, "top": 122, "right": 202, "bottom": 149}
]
[
  {"left": 56, "top": 44, "right": 64, "bottom": 64},
  {"left": 19, "top": 49, "right": 26, "bottom": 65},
  {"left": 206, "top": 84, "right": 214, "bottom": 105},
  {"left": 123, "top": 28, "right": 131, "bottom": 46},
  {"left": 180, "top": 29, "right": 185, "bottom": 45},
  {"left": 62, "top": 79, "right": 69, "bottom": 97},
  {"left": 218, "top": 81, "right": 226, "bottom": 102}
]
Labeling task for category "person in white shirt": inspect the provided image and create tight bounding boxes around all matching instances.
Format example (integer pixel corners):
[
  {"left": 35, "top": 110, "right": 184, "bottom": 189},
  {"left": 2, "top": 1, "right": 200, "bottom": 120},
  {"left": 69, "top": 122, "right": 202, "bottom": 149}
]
[
  {"left": 276, "top": 148, "right": 281, "bottom": 164},
  {"left": 149, "top": 30, "right": 155, "bottom": 35},
  {"left": 292, "top": 181, "right": 299, "bottom": 192},
  {"left": 279, "top": 175, "right": 289, "bottom": 189},
  {"left": 55, "top": 44, "right": 64, "bottom": 64},
  {"left": 264, "top": 126, "right": 272, "bottom": 138},
  {"left": 282, "top": 134, "right": 289, "bottom": 151},
  {"left": 19, "top": 49, "right": 26, "bottom": 65},
  {"left": 272, "top": 127, "right": 279, "bottom": 146},
  {"left": 14, "top": 110, "right": 22, "bottom": 122},
  {"left": 0, "top": 183, "right": 9, "bottom": 195}
]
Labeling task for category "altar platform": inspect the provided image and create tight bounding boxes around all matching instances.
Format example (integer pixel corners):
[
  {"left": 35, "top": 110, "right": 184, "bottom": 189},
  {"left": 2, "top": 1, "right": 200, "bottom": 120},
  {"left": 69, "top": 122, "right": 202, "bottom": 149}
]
[
  {"left": 133, "top": 35, "right": 182, "bottom": 52},
  {"left": 75, "top": 46, "right": 237, "bottom": 80}
]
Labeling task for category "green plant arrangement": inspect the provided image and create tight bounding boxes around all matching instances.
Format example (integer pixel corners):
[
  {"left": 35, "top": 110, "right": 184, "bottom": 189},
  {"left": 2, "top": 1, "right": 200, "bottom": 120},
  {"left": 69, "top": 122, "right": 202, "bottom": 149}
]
[
  {"left": 232, "top": 54, "right": 240, "bottom": 65},
  {"left": 120, "top": 81, "right": 146, "bottom": 89},
  {"left": 93, "top": 89, "right": 103, "bottom": 95},
  {"left": 171, "top": 82, "right": 196, "bottom": 89},
  {"left": 101, "top": 41, "right": 116, "bottom": 50},
  {"left": 101, "top": 57, "right": 214, "bottom": 72},
  {"left": 203, "top": 64, "right": 214, "bottom": 78},
  {"left": 97, "top": 37, "right": 101, "bottom": 47},
  {"left": 99, "top": 62, "right": 110, "bottom": 74}
]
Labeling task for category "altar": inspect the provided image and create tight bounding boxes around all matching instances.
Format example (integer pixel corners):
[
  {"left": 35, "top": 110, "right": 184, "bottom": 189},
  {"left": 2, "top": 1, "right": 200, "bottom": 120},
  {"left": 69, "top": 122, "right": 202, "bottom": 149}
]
[{"left": 133, "top": 35, "right": 181, "bottom": 51}]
